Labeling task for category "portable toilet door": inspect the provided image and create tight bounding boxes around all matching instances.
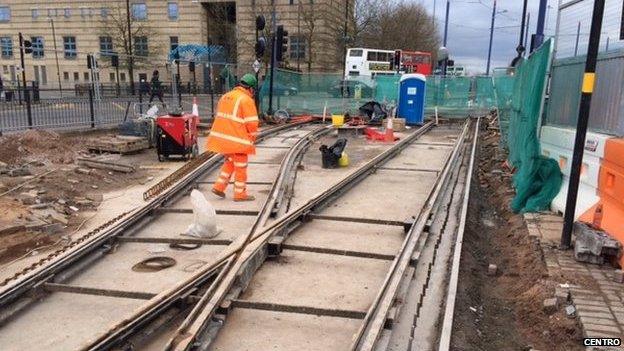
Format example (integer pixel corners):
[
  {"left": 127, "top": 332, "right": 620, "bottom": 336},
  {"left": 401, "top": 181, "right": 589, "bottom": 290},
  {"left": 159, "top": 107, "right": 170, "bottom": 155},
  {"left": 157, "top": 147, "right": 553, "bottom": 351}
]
[{"left": 397, "top": 73, "right": 426, "bottom": 125}]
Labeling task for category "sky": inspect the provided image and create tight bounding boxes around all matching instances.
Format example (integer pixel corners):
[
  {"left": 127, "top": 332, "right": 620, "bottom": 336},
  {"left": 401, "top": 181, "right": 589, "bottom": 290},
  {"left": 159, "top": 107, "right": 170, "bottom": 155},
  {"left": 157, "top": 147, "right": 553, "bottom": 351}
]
[{"left": 416, "top": 0, "right": 558, "bottom": 74}]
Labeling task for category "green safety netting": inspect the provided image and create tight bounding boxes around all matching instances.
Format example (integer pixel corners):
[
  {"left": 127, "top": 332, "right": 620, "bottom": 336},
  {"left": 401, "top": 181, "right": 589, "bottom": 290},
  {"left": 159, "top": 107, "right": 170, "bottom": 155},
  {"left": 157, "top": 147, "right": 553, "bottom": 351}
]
[
  {"left": 493, "top": 73, "right": 515, "bottom": 146},
  {"left": 474, "top": 76, "right": 496, "bottom": 108},
  {"left": 505, "top": 39, "right": 563, "bottom": 213}
]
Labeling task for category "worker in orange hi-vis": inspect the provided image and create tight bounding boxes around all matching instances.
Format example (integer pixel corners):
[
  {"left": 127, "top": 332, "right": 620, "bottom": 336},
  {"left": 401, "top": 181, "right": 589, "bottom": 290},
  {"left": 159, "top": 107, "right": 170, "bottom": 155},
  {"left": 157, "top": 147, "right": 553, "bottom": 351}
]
[{"left": 205, "top": 73, "right": 259, "bottom": 202}]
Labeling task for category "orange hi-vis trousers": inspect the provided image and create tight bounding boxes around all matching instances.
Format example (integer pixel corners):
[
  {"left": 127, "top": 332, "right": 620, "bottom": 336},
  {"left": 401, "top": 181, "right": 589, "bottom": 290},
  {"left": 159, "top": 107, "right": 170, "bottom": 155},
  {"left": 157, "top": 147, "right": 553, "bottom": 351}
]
[{"left": 213, "top": 153, "right": 249, "bottom": 199}]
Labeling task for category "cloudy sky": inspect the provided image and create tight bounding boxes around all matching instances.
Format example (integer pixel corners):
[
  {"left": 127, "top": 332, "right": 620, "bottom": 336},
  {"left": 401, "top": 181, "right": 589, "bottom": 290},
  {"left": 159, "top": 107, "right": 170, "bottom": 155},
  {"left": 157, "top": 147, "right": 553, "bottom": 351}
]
[{"left": 416, "top": 0, "right": 558, "bottom": 73}]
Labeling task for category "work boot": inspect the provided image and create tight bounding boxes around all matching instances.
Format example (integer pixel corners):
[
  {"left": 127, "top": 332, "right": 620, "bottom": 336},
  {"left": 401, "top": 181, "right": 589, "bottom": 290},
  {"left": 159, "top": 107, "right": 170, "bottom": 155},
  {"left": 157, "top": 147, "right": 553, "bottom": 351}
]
[
  {"left": 233, "top": 195, "right": 256, "bottom": 202},
  {"left": 211, "top": 188, "right": 226, "bottom": 198}
]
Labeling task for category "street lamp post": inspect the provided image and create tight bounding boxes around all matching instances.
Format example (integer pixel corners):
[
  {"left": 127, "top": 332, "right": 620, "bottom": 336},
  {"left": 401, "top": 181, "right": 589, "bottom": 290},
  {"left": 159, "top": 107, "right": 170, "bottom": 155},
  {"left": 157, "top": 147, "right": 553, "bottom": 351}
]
[
  {"left": 486, "top": 2, "right": 506, "bottom": 75},
  {"left": 48, "top": 18, "right": 62, "bottom": 98},
  {"left": 442, "top": 0, "right": 450, "bottom": 76}
]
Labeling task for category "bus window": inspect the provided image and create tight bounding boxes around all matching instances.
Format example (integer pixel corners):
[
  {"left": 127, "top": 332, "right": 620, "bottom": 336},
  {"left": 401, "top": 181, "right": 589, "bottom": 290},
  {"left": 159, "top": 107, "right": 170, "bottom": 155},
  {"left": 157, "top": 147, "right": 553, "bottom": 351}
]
[
  {"left": 367, "top": 52, "right": 377, "bottom": 61},
  {"left": 349, "top": 49, "right": 363, "bottom": 57}
]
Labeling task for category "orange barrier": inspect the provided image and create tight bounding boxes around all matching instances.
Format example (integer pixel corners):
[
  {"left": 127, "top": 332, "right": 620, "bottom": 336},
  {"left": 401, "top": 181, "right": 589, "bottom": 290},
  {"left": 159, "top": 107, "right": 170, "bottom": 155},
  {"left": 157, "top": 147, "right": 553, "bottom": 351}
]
[{"left": 579, "top": 138, "right": 624, "bottom": 267}]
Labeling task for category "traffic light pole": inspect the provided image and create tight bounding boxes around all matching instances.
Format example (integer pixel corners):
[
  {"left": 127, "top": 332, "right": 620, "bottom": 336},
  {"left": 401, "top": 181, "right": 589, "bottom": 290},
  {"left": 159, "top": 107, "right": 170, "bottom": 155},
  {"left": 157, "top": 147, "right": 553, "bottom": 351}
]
[
  {"left": 18, "top": 32, "right": 33, "bottom": 128},
  {"left": 267, "top": 11, "right": 277, "bottom": 116},
  {"left": 560, "top": 0, "right": 605, "bottom": 249}
]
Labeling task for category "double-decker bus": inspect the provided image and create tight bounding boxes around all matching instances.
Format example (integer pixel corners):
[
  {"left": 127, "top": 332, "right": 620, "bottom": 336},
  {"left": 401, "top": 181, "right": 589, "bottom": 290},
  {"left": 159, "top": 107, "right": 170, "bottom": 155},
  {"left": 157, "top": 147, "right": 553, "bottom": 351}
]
[
  {"left": 345, "top": 48, "right": 433, "bottom": 77},
  {"left": 398, "top": 50, "right": 433, "bottom": 75},
  {"left": 345, "top": 48, "right": 396, "bottom": 77}
]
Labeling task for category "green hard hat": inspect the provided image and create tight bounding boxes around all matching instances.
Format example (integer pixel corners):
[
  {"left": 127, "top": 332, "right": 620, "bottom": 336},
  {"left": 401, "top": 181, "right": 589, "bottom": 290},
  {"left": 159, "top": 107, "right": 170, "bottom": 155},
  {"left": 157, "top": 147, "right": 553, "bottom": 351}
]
[{"left": 240, "top": 73, "right": 258, "bottom": 89}]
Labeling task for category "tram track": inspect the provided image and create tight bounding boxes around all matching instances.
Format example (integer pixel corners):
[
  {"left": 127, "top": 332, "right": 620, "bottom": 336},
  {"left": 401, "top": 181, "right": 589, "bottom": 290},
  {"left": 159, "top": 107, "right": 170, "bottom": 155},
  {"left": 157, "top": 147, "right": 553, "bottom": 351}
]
[
  {"left": 0, "top": 116, "right": 479, "bottom": 351},
  {"left": 0, "top": 120, "right": 324, "bottom": 350}
]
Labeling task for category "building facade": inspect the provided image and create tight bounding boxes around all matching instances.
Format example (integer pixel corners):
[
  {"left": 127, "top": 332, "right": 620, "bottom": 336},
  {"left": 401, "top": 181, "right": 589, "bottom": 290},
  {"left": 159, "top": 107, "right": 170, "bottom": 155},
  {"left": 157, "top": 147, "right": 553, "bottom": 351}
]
[{"left": 0, "top": 0, "right": 350, "bottom": 93}]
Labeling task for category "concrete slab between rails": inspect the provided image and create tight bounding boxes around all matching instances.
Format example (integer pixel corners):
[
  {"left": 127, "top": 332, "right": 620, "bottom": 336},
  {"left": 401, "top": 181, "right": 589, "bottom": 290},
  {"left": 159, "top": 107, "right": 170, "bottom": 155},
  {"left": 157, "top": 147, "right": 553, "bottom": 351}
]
[
  {"left": 126, "top": 212, "right": 257, "bottom": 242},
  {"left": 286, "top": 219, "right": 406, "bottom": 257},
  {"left": 382, "top": 143, "right": 453, "bottom": 172},
  {"left": 0, "top": 292, "right": 144, "bottom": 351},
  {"left": 65, "top": 242, "right": 225, "bottom": 294},
  {"left": 196, "top": 162, "right": 282, "bottom": 184},
  {"left": 171, "top": 183, "right": 271, "bottom": 212},
  {"left": 238, "top": 249, "right": 392, "bottom": 312},
  {"left": 526, "top": 211, "right": 624, "bottom": 340},
  {"left": 209, "top": 308, "right": 361, "bottom": 351},
  {"left": 320, "top": 169, "right": 437, "bottom": 223}
]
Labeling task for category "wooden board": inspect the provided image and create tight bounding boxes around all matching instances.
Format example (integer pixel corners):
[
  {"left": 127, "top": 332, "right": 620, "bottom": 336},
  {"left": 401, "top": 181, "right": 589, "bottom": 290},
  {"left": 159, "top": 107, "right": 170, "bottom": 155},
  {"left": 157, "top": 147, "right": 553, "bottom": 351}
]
[{"left": 87, "top": 135, "right": 149, "bottom": 154}]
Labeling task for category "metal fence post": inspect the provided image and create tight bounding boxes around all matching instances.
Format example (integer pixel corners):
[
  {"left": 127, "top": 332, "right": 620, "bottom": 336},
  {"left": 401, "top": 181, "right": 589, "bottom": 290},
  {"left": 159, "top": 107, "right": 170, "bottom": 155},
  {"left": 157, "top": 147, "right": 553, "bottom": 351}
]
[{"left": 89, "top": 85, "right": 95, "bottom": 128}]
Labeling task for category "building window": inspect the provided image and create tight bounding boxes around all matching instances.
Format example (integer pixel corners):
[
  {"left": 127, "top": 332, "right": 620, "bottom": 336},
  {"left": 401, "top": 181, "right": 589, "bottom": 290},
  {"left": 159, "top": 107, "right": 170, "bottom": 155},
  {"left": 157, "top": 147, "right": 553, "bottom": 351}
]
[
  {"left": 73, "top": 72, "right": 79, "bottom": 81},
  {"left": 0, "top": 37, "right": 12, "bottom": 58},
  {"left": 63, "top": 36, "right": 77, "bottom": 59},
  {"left": 0, "top": 6, "right": 10, "bottom": 22},
  {"left": 131, "top": 3, "right": 147, "bottom": 20},
  {"left": 84, "top": 72, "right": 90, "bottom": 81},
  {"left": 31, "top": 8, "right": 39, "bottom": 19},
  {"left": 64, "top": 8, "right": 71, "bottom": 18},
  {"left": 170, "top": 36, "right": 178, "bottom": 52},
  {"left": 168, "top": 2, "right": 178, "bottom": 20},
  {"left": 63, "top": 72, "right": 69, "bottom": 80},
  {"left": 99, "top": 36, "right": 113, "bottom": 55},
  {"left": 134, "top": 36, "right": 148, "bottom": 56},
  {"left": 120, "top": 72, "right": 126, "bottom": 82},
  {"left": 101, "top": 7, "right": 109, "bottom": 18},
  {"left": 109, "top": 72, "right": 115, "bottom": 81},
  {"left": 290, "top": 36, "right": 306, "bottom": 60},
  {"left": 31, "top": 36, "right": 44, "bottom": 59},
  {"left": 47, "top": 8, "right": 58, "bottom": 17}
]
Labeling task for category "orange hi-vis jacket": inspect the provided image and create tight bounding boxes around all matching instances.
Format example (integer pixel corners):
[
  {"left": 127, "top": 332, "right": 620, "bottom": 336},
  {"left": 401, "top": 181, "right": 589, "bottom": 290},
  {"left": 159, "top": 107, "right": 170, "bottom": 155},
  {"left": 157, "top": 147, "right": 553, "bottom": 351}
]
[{"left": 205, "top": 86, "right": 259, "bottom": 155}]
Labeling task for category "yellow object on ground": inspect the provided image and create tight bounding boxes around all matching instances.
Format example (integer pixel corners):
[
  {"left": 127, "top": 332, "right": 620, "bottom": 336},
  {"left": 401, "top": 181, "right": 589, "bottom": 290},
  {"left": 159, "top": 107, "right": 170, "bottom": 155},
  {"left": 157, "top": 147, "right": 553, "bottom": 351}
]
[
  {"left": 332, "top": 114, "right": 345, "bottom": 126},
  {"left": 338, "top": 152, "right": 349, "bottom": 167}
]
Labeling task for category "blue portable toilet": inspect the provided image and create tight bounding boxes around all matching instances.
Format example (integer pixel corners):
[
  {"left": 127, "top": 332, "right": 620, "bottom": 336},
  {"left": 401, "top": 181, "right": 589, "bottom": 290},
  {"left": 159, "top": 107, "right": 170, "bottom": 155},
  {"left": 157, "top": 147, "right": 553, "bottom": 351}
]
[{"left": 397, "top": 74, "right": 426, "bottom": 125}]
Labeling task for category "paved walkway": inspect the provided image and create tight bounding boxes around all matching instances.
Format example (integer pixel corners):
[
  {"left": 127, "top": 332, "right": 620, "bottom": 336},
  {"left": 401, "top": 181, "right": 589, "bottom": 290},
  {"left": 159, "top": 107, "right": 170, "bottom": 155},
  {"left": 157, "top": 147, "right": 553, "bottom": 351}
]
[{"left": 525, "top": 212, "right": 624, "bottom": 348}]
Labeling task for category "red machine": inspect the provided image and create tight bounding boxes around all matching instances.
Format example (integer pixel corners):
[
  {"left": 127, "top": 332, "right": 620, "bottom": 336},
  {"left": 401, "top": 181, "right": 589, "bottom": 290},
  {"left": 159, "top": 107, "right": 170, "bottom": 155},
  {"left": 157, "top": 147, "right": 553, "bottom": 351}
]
[{"left": 155, "top": 111, "right": 199, "bottom": 161}]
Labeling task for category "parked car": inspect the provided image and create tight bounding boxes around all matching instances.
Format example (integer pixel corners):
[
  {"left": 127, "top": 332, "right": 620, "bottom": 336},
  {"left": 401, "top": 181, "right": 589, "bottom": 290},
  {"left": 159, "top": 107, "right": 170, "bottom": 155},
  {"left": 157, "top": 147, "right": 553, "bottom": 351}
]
[{"left": 329, "top": 79, "right": 374, "bottom": 98}]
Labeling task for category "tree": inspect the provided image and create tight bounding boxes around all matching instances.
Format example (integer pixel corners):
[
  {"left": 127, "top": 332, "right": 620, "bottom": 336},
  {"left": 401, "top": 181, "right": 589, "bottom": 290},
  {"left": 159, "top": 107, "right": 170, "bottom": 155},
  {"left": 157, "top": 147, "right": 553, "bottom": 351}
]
[
  {"left": 299, "top": 0, "right": 321, "bottom": 72},
  {"left": 358, "top": 2, "right": 440, "bottom": 56}
]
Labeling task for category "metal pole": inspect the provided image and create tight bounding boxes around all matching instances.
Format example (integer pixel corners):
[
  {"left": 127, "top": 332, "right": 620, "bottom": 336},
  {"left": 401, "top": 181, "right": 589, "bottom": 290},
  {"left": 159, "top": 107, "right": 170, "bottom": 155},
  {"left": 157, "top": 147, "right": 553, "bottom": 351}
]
[
  {"left": 525, "top": 12, "right": 531, "bottom": 52},
  {"left": 433, "top": 0, "right": 437, "bottom": 25},
  {"left": 342, "top": 0, "right": 349, "bottom": 78},
  {"left": 442, "top": 0, "right": 450, "bottom": 76},
  {"left": 208, "top": 51, "right": 214, "bottom": 118},
  {"left": 116, "top": 65, "right": 120, "bottom": 97},
  {"left": 606, "top": 36, "right": 610, "bottom": 51},
  {"left": 18, "top": 33, "right": 33, "bottom": 128},
  {"left": 486, "top": 0, "right": 497, "bottom": 76},
  {"left": 518, "top": 0, "right": 528, "bottom": 53},
  {"left": 561, "top": 0, "right": 605, "bottom": 249},
  {"left": 554, "top": 0, "right": 563, "bottom": 55},
  {"left": 176, "top": 59, "right": 182, "bottom": 109},
  {"left": 126, "top": 0, "right": 135, "bottom": 95},
  {"left": 49, "top": 18, "right": 62, "bottom": 98},
  {"left": 574, "top": 21, "right": 581, "bottom": 56},
  {"left": 268, "top": 8, "right": 276, "bottom": 115},
  {"left": 533, "top": 0, "right": 548, "bottom": 51}
]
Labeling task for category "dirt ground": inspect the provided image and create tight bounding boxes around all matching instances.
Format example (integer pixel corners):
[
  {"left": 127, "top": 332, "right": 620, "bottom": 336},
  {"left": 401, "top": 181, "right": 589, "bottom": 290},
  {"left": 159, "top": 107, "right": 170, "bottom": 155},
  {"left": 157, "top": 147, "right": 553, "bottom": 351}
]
[
  {"left": 0, "top": 129, "right": 164, "bottom": 266},
  {"left": 451, "top": 117, "right": 583, "bottom": 351}
]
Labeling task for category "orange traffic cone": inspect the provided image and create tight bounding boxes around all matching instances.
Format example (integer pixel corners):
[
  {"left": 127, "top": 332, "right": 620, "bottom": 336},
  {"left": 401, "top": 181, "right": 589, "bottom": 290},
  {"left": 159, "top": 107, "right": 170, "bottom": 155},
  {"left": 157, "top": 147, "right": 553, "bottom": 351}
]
[
  {"left": 192, "top": 97, "right": 199, "bottom": 117},
  {"left": 384, "top": 117, "right": 395, "bottom": 142}
]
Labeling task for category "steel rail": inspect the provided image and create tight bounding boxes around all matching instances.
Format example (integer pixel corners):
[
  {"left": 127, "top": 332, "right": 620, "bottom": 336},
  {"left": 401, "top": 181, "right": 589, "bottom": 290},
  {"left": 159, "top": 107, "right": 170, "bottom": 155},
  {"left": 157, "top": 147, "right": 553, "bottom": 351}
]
[
  {"left": 349, "top": 119, "right": 471, "bottom": 351},
  {"left": 0, "top": 121, "right": 313, "bottom": 314},
  {"left": 162, "top": 125, "right": 332, "bottom": 351},
  {"left": 80, "top": 125, "right": 331, "bottom": 350},
  {"left": 164, "top": 121, "right": 436, "bottom": 351},
  {"left": 438, "top": 117, "right": 480, "bottom": 350}
]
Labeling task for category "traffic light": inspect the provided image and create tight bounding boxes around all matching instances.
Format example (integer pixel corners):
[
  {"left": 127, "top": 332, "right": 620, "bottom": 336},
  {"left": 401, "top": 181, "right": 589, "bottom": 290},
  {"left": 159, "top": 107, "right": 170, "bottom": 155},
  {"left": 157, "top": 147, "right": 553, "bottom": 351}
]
[
  {"left": 275, "top": 25, "right": 288, "bottom": 62},
  {"left": 256, "top": 15, "right": 266, "bottom": 31},
  {"left": 447, "top": 59, "right": 455, "bottom": 67},
  {"left": 255, "top": 37, "right": 266, "bottom": 58},
  {"left": 111, "top": 53, "right": 119, "bottom": 68},
  {"left": 23, "top": 40, "right": 32, "bottom": 54},
  {"left": 189, "top": 61, "right": 195, "bottom": 72},
  {"left": 394, "top": 50, "right": 401, "bottom": 68}
]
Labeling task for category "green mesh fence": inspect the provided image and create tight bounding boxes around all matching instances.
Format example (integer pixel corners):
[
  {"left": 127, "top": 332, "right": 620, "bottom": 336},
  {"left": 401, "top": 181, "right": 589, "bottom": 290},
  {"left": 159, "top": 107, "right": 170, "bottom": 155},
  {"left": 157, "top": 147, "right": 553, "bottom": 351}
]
[
  {"left": 474, "top": 76, "right": 496, "bottom": 108},
  {"left": 504, "top": 39, "right": 562, "bottom": 213},
  {"left": 259, "top": 70, "right": 495, "bottom": 118},
  {"left": 493, "top": 74, "right": 515, "bottom": 146}
]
